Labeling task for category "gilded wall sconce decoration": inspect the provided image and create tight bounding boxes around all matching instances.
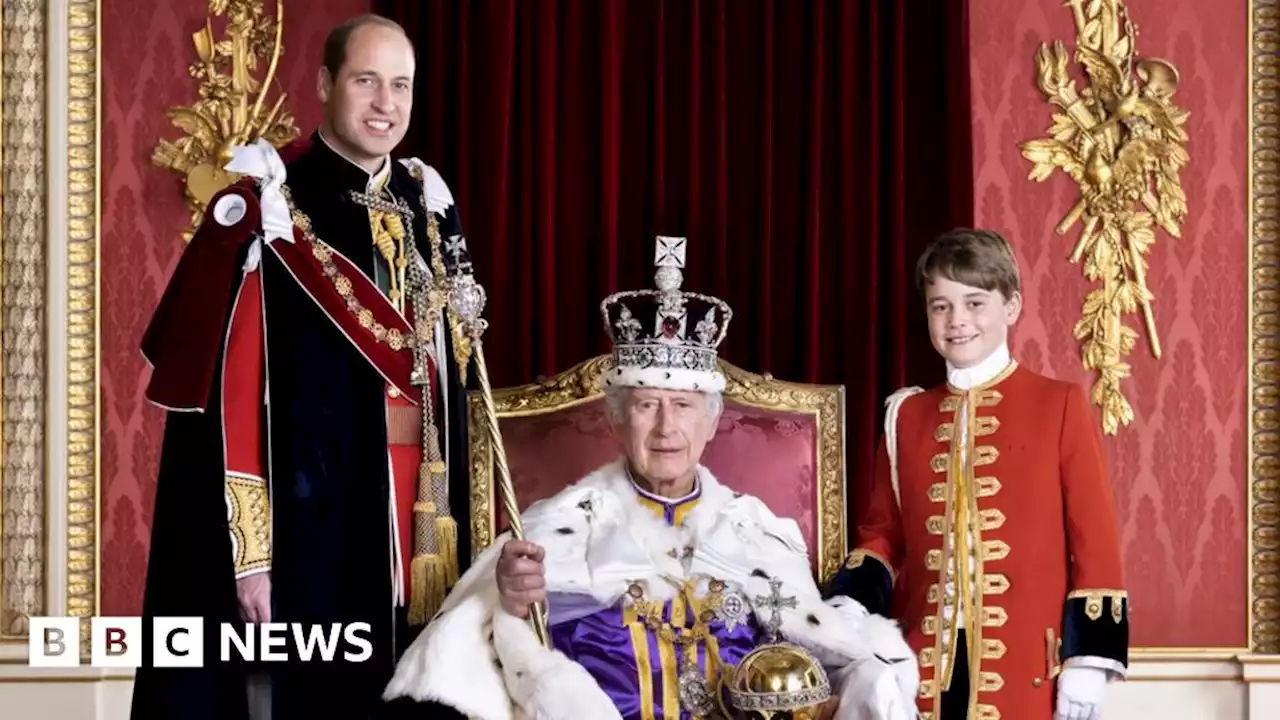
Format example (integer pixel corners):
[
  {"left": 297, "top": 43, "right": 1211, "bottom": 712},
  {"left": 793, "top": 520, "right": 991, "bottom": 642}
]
[
  {"left": 152, "top": 0, "right": 299, "bottom": 239},
  {"left": 1020, "top": 0, "right": 1189, "bottom": 434}
]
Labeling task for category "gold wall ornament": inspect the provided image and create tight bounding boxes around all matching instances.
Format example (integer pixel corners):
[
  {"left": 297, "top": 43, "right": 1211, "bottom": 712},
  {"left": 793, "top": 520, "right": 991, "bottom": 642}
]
[
  {"left": 1019, "top": 0, "right": 1190, "bottom": 435},
  {"left": 151, "top": 0, "right": 299, "bottom": 239}
]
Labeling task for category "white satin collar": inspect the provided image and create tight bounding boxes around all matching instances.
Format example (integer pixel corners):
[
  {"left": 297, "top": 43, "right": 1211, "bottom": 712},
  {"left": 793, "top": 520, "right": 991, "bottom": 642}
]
[{"left": 947, "top": 343, "right": 1013, "bottom": 390}]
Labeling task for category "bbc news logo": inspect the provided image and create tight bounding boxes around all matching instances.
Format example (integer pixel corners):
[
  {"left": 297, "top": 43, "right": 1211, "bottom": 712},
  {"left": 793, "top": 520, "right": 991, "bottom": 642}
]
[{"left": 28, "top": 617, "right": 373, "bottom": 667}]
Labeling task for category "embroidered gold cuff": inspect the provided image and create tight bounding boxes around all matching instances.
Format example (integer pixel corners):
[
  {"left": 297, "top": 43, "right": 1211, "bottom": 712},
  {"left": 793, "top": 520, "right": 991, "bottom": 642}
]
[
  {"left": 1067, "top": 588, "right": 1129, "bottom": 622},
  {"left": 227, "top": 475, "right": 271, "bottom": 576},
  {"left": 844, "top": 548, "right": 896, "bottom": 583}
]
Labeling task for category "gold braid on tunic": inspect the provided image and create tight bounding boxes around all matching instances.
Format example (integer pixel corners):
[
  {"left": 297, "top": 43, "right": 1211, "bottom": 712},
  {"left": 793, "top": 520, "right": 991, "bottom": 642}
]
[{"left": 362, "top": 186, "right": 457, "bottom": 625}]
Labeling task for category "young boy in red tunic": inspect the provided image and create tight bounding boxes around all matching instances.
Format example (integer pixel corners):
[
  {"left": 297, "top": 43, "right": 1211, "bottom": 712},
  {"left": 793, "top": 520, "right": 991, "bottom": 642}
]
[{"left": 829, "top": 229, "right": 1128, "bottom": 720}]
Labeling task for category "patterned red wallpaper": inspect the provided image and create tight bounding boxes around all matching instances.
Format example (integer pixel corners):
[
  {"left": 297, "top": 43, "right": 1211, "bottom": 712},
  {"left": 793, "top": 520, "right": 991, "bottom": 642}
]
[
  {"left": 102, "top": 1, "right": 1250, "bottom": 649},
  {"left": 100, "top": 0, "right": 372, "bottom": 616},
  {"left": 970, "top": 0, "right": 1248, "bottom": 647}
]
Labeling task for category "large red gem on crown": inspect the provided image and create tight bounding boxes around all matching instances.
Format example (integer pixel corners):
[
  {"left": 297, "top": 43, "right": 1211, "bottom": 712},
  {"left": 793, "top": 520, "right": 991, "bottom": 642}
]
[{"left": 661, "top": 316, "right": 680, "bottom": 338}]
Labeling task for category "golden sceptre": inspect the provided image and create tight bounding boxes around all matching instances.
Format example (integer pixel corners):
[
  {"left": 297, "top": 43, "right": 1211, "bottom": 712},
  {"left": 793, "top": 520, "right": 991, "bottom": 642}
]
[{"left": 446, "top": 267, "right": 551, "bottom": 647}]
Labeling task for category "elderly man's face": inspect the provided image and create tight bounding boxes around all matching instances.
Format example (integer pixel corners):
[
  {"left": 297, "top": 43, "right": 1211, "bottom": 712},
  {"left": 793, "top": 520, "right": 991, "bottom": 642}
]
[{"left": 612, "top": 388, "right": 719, "bottom": 490}]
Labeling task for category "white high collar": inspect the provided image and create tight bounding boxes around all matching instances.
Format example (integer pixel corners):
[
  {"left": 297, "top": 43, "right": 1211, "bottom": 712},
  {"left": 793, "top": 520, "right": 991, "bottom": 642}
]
[{"left": 947, "top": 343, "right": 1013, "bottom": 390}]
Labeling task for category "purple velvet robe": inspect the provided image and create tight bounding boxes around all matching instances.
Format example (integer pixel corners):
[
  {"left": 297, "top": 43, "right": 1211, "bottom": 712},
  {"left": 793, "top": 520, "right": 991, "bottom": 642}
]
[{"left": 548, "top": 480, "right": 764, "bottom": 719}]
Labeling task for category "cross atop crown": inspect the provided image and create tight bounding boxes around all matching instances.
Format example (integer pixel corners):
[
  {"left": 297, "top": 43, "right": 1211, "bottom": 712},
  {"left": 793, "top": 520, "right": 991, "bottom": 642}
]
[
  {"left": 655, "top": 235, "right": 686, "bottom": 269},
  {"left": 599, "top": 236, "right": 732, "bottom": 394}
]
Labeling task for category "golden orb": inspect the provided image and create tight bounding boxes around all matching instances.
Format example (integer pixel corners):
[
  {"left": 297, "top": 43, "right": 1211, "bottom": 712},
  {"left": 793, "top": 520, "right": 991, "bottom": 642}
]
[{"left": 725, "top": 641, "right": 831, "bottom": 720}]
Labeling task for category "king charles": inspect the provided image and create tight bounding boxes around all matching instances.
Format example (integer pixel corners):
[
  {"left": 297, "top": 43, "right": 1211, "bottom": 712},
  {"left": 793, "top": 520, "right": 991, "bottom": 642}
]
[{"left": 382, "top": 237, "right": 919, "bottom": 720}]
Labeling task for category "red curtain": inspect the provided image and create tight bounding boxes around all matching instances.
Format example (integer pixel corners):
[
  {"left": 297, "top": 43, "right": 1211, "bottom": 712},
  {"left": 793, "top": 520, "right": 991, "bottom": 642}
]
[{"left": 381, "top": 0, "right": 971, "bottom": 487}]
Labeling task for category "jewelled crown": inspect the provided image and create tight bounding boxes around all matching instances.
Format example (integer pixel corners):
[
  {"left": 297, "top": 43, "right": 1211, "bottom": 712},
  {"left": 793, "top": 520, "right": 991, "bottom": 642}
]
[{"left": 600, "top": 236, "right": 733, "bottom": 393}]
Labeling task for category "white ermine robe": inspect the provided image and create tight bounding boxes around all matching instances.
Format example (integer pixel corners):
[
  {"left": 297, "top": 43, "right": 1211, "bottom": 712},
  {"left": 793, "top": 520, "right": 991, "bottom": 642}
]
[{"left": 384, "top": 458, "right": 919, "bottom": 719}]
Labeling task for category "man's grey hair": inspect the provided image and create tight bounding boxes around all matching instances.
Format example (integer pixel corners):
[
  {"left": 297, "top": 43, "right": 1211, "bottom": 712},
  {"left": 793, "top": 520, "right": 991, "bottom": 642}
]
[{"left": 603, "top": 385, "right": 724, "bottom": 424}]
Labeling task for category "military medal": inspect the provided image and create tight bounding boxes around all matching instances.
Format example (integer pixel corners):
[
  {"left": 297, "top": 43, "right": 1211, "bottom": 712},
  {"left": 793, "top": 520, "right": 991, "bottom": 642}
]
[{"left": 714, "top": 585, "right": 750, "bottom": 632}]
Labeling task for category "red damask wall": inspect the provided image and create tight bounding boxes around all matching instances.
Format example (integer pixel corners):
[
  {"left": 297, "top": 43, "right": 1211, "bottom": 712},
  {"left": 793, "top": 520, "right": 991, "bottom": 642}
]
[
  {"left": 100, "top": 1, "right": 372, "bottom": 616},
  {"left": 101, "top": 3, "right": 1250, "bottom": 650},
  {"left": 971, "top": 0, "right": 1248, "bottom": 647}
]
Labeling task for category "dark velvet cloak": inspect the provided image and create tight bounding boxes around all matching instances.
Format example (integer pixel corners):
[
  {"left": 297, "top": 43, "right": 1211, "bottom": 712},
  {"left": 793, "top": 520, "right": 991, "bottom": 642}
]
[{"left": 130, "top": 136, "right": 473, "bottom": 720}]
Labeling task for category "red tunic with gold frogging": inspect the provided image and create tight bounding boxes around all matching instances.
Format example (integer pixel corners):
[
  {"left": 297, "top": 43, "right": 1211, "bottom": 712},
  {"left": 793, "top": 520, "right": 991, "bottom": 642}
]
[{"left": 837, "top": 362, "right": 1128, "bottom": 720}]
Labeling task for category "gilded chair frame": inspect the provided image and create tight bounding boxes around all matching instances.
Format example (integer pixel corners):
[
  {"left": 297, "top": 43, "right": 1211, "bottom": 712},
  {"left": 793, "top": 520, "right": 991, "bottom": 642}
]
[{"left": 467, "top": 356, "right": 849, "bottom": 582}]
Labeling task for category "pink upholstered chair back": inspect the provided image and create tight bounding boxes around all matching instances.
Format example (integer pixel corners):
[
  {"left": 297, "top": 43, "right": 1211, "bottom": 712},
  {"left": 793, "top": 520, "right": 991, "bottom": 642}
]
[{"left": 467, "top": 357, "right": 847, "bottom": 581}]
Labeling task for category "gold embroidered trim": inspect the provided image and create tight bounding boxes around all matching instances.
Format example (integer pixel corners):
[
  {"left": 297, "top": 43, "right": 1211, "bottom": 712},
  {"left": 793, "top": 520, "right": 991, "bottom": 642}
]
[
  {"left": 921, "top": 713, "right": 935, "bottom": 720},
  {"left": 929, "top": 482, "right": 947, "bottom": 502},
  {"left": 922, "top": 616, "right": 938, "bottom": 635},
  {"left": 983, "top": 607, "right": 1008, "bottom": 627},
  {"left": 974, "top": 416, "right": 1001, "bottom": 436},
  {"left": 983, "top": 574, "right": 1010, "bottom": 595},
  {"left": 1045, "top": 627, "right": 1065, "bottom": 681},
  {"left": 930, "top": 453, "right": 949, "bottom": 473},
  {"left": 978, "top": 671, "right": 1004, "bottom": 692},
  {"left": 918, "top": 679, "right": 936, "bottom": 698},
  {"left": 925, "top": 549, "right": 943, "bottom": 571},
  {"left": 926, "top": 515, "right": 945, "bottom": 535},
  {"left": 939, "top": 396, "right": 961, "bottom": 413},
  {"left": 983, "top": 539, "right": 1011, "bottom": 561},
  {"left": 981, "top": 638, "right": 1007, "bottom": 659},
  {"left": 976, "top": 389, "right": 1005, "bottom": 408},
  {"left": 976, "top": 476, "right": 1002, "bottom": 497},
  {"left": 844, "top": 549, "right": 897, "bottom": 582},
  {"left": 919, "top": 647, "right": 936, "bottom": 667},
  {"left": 1066, "top": 588, "right": 1129, "bottom": 599},
  {"left": 979, "top": 508, "right": 1007, "bottom": 530},
  {"left": 1068, "top": 589, "right": 1128, "bottom": 622},
  {"left": 227, "top": 475, "right": 271, "bottom": 575},
  {"left": 974, "top": 445, "right": 999, "bottom": 466},
  {"left": 974, "top": 704, "right": 1002, "bottom": 720},
  {"left": 934, "top": 423, "right": 955, "bottom": 442}
]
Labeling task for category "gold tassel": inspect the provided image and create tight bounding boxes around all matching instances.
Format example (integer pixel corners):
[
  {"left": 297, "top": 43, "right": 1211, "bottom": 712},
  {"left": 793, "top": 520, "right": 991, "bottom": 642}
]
[
  {"left": 436, "top": 515, "right": 459, "bottom": 586},
  {"left": 408, "top": 553, "right": 448, "bottom": 626}
]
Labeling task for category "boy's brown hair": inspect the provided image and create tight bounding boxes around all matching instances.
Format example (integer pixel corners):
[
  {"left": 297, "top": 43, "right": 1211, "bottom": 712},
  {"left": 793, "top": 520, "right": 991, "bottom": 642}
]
[{"left": 916, "top": 228, "right": 1021, "bottom": 301}]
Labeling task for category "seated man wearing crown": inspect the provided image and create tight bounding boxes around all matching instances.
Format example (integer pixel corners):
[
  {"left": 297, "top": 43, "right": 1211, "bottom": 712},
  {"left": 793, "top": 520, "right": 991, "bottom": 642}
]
[{"left": 382, "top": 237, "right": 919, "bottom": 720}]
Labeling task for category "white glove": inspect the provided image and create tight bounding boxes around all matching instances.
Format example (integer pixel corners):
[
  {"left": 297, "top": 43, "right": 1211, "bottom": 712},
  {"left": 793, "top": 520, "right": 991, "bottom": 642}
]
[{"left": 1055, "top": 666, "right": 1107, "bottom": 720}]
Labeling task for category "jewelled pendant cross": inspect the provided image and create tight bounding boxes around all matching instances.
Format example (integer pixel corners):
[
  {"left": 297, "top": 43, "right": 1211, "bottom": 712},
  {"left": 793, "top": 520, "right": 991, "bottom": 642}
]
[
  {"left": 348, "top": 190, "right": 415, "bottom": 220},
  {"left": 754, "top": 577, "right": 797, "bottom": 644}
]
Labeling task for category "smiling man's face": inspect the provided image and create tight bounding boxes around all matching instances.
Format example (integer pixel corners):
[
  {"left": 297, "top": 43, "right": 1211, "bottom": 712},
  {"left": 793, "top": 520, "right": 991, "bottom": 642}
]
[{"left": 317, "top": 23, "right": 414, "bottom": 172}]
